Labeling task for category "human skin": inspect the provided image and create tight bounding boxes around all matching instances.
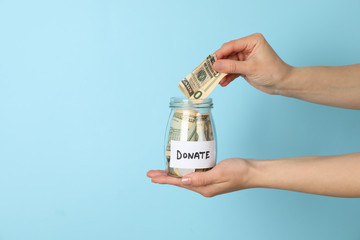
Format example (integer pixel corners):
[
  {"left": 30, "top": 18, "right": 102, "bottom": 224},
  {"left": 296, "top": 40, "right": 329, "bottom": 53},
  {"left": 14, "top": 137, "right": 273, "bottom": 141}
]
[
  {"left": 213, "top": 33, "right": 360, "bottom": 109},
  {"left": 147, "top": 33, "right": 360, "bottom": 198},
  {"left": 147, "top": 153, "right": 360, "bottom": 198}
]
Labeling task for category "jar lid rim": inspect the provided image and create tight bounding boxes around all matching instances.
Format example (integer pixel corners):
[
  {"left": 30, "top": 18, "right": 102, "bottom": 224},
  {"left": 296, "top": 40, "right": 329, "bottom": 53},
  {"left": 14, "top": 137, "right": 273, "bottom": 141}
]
[{"left": 169, "top": 97, "right": 213, "bottom": 108}]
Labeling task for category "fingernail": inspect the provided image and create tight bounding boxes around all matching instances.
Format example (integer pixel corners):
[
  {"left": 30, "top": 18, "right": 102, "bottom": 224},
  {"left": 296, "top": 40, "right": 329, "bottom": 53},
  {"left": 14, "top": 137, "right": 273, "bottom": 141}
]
[
  {"left": 219, "top": 79, "right": 226, "bottom": 86},
  {"left": 181, "top": 177, "right": 192, "bottom": 186},
  {"left": 213, "top": 61, "right": 223, "bottom": 71}
]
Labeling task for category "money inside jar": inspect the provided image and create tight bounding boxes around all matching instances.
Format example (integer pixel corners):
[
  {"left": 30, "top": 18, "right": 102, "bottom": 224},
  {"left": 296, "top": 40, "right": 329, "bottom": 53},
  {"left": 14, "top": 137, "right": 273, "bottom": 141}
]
[{"left": 165, "top": 99, "right": 216, "bottom": 178}]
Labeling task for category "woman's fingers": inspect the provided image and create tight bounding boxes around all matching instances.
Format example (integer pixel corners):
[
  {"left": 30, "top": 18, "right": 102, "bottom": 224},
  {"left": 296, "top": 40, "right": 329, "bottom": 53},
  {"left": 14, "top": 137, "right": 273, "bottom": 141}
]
[
  {"left": 215, "top": 38, "right": 248, "bottom": 59},
  {"left": 219, "top": 74, "right": 241, "bottom": 86},
  {"left": 150, "top": 174, "right": 183, "bottom": 185},
  {"left": 214, "top": 33, "right": 262, "bottom": 59},
  {"left": 213, "top": 59, "right": 251, "bottom": 74},
  {"left": 147, "top": 170, "right": 228, "bottom": 198},
  {"left": 147, "top": 170, "right": 168, "bottom": 178}
]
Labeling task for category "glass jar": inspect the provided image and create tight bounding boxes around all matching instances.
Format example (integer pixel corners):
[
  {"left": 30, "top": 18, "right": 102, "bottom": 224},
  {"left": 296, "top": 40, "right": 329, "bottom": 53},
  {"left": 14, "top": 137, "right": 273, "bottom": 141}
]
[{"left": 164, "top": 97, "right": 217, "bottom": 178}]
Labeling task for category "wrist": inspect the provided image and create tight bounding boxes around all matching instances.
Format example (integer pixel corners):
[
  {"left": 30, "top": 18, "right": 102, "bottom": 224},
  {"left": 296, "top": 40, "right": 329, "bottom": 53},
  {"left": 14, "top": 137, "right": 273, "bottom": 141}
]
[
  {"left": 245, "top": 158, "right": 280, "bottom": 190},
  {"left": 244, "top": 159, "right": 267, "bottom": 189},
  {"left": 274, "top": 64, "right": 297, "bottom": 96}
]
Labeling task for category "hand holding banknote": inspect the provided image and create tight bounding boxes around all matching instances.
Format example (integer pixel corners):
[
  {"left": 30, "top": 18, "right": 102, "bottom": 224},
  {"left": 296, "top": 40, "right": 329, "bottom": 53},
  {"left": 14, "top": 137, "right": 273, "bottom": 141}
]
[
  {"left": 214, "top": 33, "right": 360, "bottom": 109},
  {"left": 213, "top": 33, "right": 292, "bottom": 95}
]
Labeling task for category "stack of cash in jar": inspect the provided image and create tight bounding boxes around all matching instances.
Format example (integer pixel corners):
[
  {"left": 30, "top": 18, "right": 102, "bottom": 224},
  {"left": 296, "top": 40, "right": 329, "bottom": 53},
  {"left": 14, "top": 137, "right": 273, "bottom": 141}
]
[{"left": 166, "top": 109, "right": 214, "bottom": 177}]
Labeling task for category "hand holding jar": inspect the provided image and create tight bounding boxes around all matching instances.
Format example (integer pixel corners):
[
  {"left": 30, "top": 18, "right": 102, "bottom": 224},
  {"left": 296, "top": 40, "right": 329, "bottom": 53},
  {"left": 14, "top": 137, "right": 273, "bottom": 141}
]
[{"left": 147, "top": 158, "right": 252, "bottom": 198}]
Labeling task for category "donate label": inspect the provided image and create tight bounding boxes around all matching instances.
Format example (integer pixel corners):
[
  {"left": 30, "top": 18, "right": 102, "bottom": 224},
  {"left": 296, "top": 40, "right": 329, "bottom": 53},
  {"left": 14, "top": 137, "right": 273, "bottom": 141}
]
[{"left": 170, "top": 140, "right": 216, "bottom": 169}]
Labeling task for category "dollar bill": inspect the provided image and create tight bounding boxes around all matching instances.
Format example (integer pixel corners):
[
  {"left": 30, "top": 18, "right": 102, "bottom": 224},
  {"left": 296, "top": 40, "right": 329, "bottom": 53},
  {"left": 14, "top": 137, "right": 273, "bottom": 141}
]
[
  {"left": 166, "top": 109, "right": 197, "bottom": 153},
  {"left": 194, "top": 112, "right": 213, "bottom": 173},
  {"left": 166, "top": 109, "right": 198, "bottom": 177},
  {"left": 195, "top": 112, "right": 214, "bottom": 142},
  {"left": 166, "top": 109, "right": 215, "bottom": 177},
  {"left": 178, "top": 54, "right": 227, "bottom": 100}
]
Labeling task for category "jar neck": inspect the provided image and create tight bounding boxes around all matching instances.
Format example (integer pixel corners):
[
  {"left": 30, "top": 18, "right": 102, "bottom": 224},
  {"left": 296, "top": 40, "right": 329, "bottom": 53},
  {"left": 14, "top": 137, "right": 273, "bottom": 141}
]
[{"left": 169, "top": 97, "right": 213, "bottom": 109}]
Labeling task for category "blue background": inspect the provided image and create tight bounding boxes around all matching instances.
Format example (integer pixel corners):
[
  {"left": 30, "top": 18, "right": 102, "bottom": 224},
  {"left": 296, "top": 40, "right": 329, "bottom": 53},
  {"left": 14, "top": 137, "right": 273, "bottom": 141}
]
[{"left": 1, "top": 0, "right": 360, "bottom": 239}]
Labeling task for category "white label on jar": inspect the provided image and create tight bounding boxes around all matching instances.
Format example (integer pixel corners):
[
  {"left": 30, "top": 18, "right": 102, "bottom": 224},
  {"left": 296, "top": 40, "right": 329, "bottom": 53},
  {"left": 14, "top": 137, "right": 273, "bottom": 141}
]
[{"left": 170, "top": 140, "right": 216, "bottom": 169}]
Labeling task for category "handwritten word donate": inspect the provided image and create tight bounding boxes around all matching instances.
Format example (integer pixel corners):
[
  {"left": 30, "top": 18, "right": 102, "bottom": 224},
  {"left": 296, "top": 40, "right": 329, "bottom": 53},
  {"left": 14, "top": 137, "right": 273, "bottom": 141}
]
[{"left": 177, "top": 150, "right": 210, "bottom": 160}]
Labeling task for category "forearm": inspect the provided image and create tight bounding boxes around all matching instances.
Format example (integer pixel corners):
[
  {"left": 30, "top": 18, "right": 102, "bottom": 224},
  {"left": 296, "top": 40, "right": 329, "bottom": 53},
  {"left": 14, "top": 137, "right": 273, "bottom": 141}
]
[
  {"left": 278, "top": 65, "right": 360, "bottom": 109},
  {"left": 248, "top": 153, "right": 360, "bottom": 197}
]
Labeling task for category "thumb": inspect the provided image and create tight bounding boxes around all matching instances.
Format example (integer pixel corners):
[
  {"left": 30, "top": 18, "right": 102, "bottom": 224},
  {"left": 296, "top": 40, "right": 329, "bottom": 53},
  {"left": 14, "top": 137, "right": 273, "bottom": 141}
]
[
  {"left": 213, "top": 59, "right": 250, "bottom": 74},
  {"left": 181, "top": 171, "right": 214, "bottom": 187}
]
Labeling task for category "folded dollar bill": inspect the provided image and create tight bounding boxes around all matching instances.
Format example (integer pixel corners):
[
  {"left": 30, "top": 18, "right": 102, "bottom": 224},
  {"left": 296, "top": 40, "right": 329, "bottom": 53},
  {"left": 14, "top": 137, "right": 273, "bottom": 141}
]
[{"left": 178, "top": 54, "right": 227, "bottom": 100}]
